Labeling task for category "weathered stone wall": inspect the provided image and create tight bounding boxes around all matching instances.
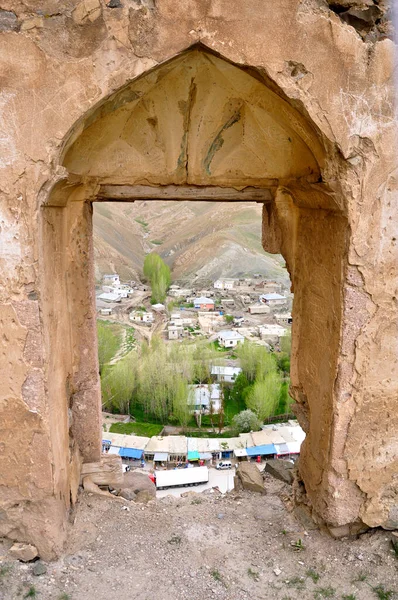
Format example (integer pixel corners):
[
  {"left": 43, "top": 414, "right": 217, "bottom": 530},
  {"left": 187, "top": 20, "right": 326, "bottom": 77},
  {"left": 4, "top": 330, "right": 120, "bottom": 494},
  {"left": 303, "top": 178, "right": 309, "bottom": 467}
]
[{"left": 0, "top": 0, "right": 396, "bottom": 557}]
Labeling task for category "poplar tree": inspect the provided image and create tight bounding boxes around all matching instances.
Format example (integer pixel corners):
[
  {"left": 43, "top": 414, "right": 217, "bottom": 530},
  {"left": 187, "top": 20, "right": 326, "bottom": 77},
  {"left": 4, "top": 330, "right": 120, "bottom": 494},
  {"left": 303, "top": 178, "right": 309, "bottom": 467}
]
[{"left": 143, "top": 252, "right": 171, "bottom": 303}]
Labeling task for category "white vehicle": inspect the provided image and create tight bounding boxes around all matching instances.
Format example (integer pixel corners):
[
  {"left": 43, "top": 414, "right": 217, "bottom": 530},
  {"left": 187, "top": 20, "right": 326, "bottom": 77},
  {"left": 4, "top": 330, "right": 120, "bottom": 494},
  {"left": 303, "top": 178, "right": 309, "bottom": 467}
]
[
  {"left": 155, "top": 466, "right": 209, "bottom": 490},
  {"left": 216, "top": 461, "right": 233, "bottom": 470}
]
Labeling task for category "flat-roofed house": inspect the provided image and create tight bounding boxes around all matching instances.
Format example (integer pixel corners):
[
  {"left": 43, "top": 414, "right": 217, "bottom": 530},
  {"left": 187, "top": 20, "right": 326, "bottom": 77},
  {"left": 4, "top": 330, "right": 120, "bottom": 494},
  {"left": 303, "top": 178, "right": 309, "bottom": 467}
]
[
  {"left": 194, "top": 296, "right": 215, "bottom": 310},
  {"left": 259, "top": 293, "right": 286, "bottom": 306},
  {"left": 211, "top": 365, "right": 242, "bottom": 383},
  {"left": 98, "top": 292, "right": 122, "bottom": 303},
  {"left": 218, "top": 330, "right": 245, "bottom": 348}
]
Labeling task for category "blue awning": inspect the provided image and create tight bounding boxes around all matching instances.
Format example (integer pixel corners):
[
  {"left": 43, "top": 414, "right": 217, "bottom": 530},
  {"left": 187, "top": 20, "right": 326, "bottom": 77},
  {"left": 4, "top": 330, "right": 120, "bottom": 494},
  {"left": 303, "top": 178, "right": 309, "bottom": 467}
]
[
  {"left": 102, "top": 440, "right": 111, "bottom": 445},
  {"left": 188, "top": 451, "right": 200, "bottom": 461},
  {"left": 246, "top": 444, "right": 276, "bottom": 457},
  {"left": 119, "top": 447, "right": 143, "bottom": 459}
]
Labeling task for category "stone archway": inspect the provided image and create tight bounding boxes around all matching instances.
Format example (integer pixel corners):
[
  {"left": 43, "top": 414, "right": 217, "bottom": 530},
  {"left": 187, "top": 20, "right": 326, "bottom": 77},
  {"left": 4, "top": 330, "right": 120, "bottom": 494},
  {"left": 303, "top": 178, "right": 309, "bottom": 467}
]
[
  {"left": 41, "top": 47, "right": 356, "bottom": 544},
  {"left": 1, "top": 3, "right": 396, "bottom": 557}
]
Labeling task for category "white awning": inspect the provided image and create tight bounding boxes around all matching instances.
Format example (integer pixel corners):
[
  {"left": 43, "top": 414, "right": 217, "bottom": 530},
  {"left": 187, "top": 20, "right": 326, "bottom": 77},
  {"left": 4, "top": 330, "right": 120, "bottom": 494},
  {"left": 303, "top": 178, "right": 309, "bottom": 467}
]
[
  {"left": 108, "top": 446, "right": 120, "bottom": 455},
  {"left": 286, "top": 441, "right": 301, "bottom": 454},
  {"left": 199, "top": 452, "right": 212, "bottom": 460},
  {"left": 234, "top": 448, "right": 248, "bottom": 457},
  {"left": 154, "top": 452, "right": 169, "bottom": 461}
]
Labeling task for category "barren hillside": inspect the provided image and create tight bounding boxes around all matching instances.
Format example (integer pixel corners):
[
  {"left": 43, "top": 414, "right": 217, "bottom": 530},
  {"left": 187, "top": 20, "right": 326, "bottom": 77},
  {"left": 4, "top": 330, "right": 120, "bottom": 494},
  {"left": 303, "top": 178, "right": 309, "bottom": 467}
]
[{"left": 93, "top": 201, "right": 290, "bottom": 286}]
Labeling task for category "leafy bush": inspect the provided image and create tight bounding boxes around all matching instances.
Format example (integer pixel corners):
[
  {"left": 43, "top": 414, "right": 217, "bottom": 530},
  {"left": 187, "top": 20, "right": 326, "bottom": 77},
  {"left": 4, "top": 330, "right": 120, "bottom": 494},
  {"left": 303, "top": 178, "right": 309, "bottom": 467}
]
[{"left": 232, "top": 409, "right": 261, "bottom": 434}]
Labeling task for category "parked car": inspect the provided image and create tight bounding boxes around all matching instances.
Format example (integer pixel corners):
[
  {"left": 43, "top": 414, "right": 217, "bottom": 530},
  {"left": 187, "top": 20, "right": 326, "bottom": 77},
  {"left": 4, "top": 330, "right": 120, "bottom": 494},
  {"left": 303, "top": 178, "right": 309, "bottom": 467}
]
[{"left": 216, "top": 460, "right": 232, "bottom": 470}]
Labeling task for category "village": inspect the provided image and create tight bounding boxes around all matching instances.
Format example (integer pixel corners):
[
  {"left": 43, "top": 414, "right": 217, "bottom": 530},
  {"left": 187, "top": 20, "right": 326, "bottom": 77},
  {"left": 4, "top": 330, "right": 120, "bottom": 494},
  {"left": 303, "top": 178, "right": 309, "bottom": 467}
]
[
  {"left": 95, "top": 267, "right": 302, "bottom": 496},
  {"left": 96, "top": 272, "right": 292, "bottom": 349}
]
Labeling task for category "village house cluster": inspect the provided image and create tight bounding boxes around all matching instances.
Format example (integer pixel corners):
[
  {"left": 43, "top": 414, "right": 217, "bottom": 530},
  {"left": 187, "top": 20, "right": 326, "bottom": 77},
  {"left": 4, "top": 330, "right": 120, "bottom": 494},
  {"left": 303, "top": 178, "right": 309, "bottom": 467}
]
[
  {"left": 95, "top": 272, "right": 292, "bottom": 349},
  {"left": 102, "top": 420, "right": 305, "bottom": 468}
]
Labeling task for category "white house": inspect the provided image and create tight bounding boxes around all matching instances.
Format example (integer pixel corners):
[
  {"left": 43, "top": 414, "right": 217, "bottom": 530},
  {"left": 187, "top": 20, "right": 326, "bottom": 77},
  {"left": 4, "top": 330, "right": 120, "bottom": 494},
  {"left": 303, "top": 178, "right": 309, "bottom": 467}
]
[
  {"left": 188, "top": 384, "right": 221, "bottom": 413},
  {"left": 103, "top": 273, "right": 120, "bottom": 286},
  {"left": 211, "top": 365, "right": 242, "bottom": 383},
  {"left": 258, "top": 324, "right": 287, "bottom": 343},
  {"left": 129, "top": 311, "right": 154, "bottom": 323},
  {"left": 152, "top": 303, "right": 165, "bottom": 312},
  {"left": 168, "top": 325, "right": 184, "bottom": 340},
  {"left": 214, "top": 279, "right": 235, "bottom": 290},
  {"left": 98, "top": 292, "right": 122, "bottom": 303},
  {"left": 100, "top": 307, "right": 112, "bottom": 316},
  {"left": 259, "top": 293, "right": 286, "bottom": 306},
  {"left": 275, "top": 312, "right": 292, "bottom": 325},
  {"left": 218, "top": 330, "right": 245, "bottom": 348}
]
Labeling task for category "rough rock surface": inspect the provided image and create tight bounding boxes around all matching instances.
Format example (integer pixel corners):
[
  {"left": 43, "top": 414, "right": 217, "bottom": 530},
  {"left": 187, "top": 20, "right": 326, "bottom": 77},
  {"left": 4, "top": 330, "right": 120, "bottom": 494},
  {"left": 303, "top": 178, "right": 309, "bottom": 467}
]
[
  {"left": 264, "top": 460, "right": 294, "bottom": 485},
  {"left": 115, "top": 471, "right": 156, "bottom": 502},
  {"left": 2, "top": 483, "right": 398, "bottom": 600},
  {"left": 9, "top": 543, "right": 38, "bottom": 562},
  {"left": 237, "top": 463, "right": 266, "bottom": 494}
]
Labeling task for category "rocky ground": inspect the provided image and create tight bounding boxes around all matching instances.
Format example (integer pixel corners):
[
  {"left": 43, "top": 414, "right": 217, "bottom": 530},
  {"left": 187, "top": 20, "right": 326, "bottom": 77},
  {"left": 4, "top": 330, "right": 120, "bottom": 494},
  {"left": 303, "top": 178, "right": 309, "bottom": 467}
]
[{"left": 1, "top": 475, "right": 397, "bottom": 600}]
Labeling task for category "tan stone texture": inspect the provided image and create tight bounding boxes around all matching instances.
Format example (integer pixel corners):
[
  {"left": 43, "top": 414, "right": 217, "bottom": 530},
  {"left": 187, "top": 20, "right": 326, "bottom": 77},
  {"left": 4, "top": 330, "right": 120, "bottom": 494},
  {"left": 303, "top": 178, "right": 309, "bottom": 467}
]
[{"left": 0, "top": 0, "right": 396, "bottom": 557}]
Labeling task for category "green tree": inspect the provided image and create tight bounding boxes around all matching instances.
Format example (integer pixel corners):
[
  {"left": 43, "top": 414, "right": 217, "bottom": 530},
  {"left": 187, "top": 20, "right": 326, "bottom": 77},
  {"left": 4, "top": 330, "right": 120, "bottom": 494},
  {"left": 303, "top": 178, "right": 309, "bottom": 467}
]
[
  {"left": 171, "top": 376, "right": 190, "bottom": 430},
  {"left": 280, "top": 329, "right": 291, "bottom": 355},
  {"left": 101, "top": 352, "right": 137, "bottom": 414},
  {"left": 246, "top": 371, "right": 282, "bottom": 422},
  {"left": 143, "top": 253, "right": 171, "bottom": 303},
  {"left": 236, "top": 341, "right": 277, "bottom": 382},
  {"left": 218, "top": 383, "right": 226, "bottom": 434},
  {"left": 232, "top": 409, "right": 261, "bottom": 434}
]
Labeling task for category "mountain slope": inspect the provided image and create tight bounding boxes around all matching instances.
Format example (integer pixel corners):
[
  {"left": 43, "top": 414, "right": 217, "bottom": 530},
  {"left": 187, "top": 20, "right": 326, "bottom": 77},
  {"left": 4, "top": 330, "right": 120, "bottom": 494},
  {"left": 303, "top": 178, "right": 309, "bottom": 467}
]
[{"left": 93, "top": 201, "right": 289, "bottom": 286}]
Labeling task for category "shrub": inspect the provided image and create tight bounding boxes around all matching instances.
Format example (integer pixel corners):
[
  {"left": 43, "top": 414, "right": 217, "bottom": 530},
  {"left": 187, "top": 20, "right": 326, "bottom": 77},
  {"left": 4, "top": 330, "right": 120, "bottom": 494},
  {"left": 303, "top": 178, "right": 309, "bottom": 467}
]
[{"left": 232, "top": 409, "right": 261, "bottom": 434}]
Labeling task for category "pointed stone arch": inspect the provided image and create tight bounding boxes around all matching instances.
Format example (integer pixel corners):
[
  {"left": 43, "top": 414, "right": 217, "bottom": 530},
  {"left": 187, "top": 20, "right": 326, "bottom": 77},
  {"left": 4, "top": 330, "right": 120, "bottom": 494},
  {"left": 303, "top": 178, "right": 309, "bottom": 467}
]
[{"left": 60, "top": 47, "right": 324, "bottom": 189}]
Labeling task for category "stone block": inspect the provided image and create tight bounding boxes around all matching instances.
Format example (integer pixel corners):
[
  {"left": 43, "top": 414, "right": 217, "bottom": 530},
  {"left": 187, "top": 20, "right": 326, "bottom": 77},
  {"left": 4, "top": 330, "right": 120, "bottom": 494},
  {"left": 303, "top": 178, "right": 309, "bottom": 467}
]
[
  {"left": 264, "top": 459, "right": 294, "bottom": 485},
  {"left": 9, "top": 543, "right": 38, "bottom": 562},
  {"left": 237, "top": 463, "right": 266, "bottom": 494},
  {"left": 0, "top": 10, "right": 18, "bottom": 32}
]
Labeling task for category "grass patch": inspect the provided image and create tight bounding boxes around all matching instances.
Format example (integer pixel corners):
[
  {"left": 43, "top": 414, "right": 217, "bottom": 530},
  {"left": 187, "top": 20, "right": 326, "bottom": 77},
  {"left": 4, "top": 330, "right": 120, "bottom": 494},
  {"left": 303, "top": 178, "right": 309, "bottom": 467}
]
[
  {"left": 0, "top": 564, "right": 11, "bottom": 578},
  {"left": 314, "top": 587, "right": 335, "bottom": 599},
  {"left": 352, "top": 572, "right": 367, "bottom": 583},
  {"left": 286, "top": 576, "right": 306, "bottom": 590},
  {"left": 209, "top": 341, "right": 230, "bottom": 353},
  {"left": 24, "top": 587, "right": 37, "bottom": 599},
  {"left": 247, "top": 568, "right": 259, "bottom": 582},
  {"left": 306, "top": 569, "right": 320, "bottom": 583},
  {"left": 135, "top": 217, "right": 148, "bottom": 228},
  {"left": 211, "top": 569, "right": 223, "bottom": 583},
  {"left": 97, "top": 320, "right": 123, "bottom": 370},
  {"left": 168, "top": 535, "right": 181, "bottom": 545},
  {"left": 372, "top": 586, "right": 395, "bottom": 600},
  {"left": 110, "top": 422, "right": 163, "bottom": 437},
  {"left": 290, "top": 538, "right": 305, "bottom": 551},
  {"left": 224, "top": 386, "right": 246, "bottom": 423},
  {"left": 342, "top": 595, "right": 356, "bottom": 600},
  {"left": 58, "top": 595, "right": 71, "bottom": 600},
  {"left": 150, "top": 240, "right": 163, "bottom": 245}
]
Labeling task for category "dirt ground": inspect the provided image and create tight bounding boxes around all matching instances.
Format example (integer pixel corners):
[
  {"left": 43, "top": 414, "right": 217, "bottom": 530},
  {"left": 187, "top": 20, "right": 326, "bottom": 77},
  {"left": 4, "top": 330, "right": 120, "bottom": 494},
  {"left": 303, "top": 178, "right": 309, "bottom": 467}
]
[{"left": 1, "top": 475, "right": 397, "bottom": 600}]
